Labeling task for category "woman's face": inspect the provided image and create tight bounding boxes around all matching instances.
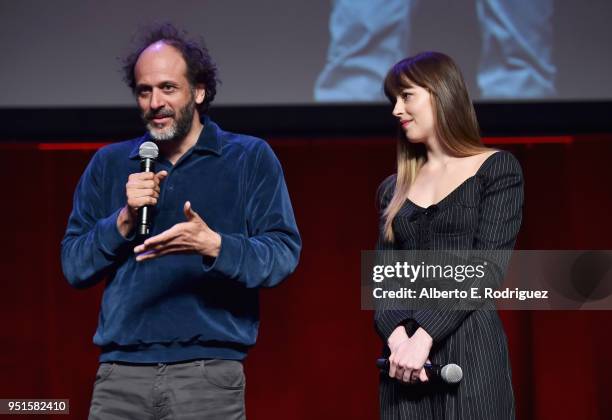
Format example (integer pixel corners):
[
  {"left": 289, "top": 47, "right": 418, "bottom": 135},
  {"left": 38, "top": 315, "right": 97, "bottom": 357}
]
[{"left": 392, "top": 84, "right": 436, "bottom": 143}]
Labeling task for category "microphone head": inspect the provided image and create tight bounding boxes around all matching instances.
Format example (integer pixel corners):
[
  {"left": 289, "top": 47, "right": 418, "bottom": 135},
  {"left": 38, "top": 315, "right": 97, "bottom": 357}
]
[
  {"left": 139, "top": 141, "right": 159, "bottom": 160},
  {"left": 440, "top": 364, "right": 463, "bottom": 384}
]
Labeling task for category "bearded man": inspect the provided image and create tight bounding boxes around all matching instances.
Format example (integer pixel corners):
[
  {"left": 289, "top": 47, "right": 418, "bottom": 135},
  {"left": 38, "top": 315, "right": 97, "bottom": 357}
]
[{"left": 61, "top": 23, "right": 301, "bottom": 420}]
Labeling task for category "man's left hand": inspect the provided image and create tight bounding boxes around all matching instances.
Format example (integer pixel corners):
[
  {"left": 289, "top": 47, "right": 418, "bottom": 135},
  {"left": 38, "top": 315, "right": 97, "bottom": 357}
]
[{"left": 134, "top": 201, "right": 221, "bottom": 262}]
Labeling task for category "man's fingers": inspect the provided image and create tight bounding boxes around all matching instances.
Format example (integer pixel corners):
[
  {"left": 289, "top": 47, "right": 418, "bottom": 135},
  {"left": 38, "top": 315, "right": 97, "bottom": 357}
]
[
  {"left": 128, "top": 195, "right": 158, "bottom": 207},
  {"left": 135, "top": 241, "right": 175, "bottom": 259},
  {"left": 155, "top": 170, "right": 169, "bottom": 182},
  {"left": 130, "top": 189, "right": 159, "bottom": 199},
  {"left": 135, "top": 249, "right": 157, "bottom": 262},
  {"left": 127, "top": 171, "right": 166, "bottom": 186},
  {"left": 135, "top": 243, "right": 191, "bottom": 262},
  {"left": 134, "top": 226, "right": 181, "bottom": 253},
  {"left": 183, "top": 201, "right": 202, "bottom": 221},
  {"left": 127, "top": 179, "right": 157, "bottom": 189},
  {"left": 129, "top": 197, "right": 157, "bottom": 209},
  {"left": 143, "top": 230, "right": 177, "bottom": 249},
  {"left": 128, "top": 172, "right": 155, "bottom": 182}
]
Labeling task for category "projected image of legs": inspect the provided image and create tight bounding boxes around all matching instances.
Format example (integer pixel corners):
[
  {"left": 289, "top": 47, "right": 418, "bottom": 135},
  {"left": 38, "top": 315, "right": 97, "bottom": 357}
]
[{"left": 315, "top": 0, "right": 556, "bottom": 101}]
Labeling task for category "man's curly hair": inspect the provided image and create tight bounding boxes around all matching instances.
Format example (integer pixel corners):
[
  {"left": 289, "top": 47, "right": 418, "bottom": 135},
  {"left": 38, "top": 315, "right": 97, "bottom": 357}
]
[{"left": 122, "top": 23, "right": 219, "bottom": 115}]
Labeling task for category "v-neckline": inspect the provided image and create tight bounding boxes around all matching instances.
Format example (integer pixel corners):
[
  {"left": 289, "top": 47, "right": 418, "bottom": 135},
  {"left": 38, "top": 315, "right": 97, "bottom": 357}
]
[{"left": 406, "top": 151, "right": 500, "bottom": 210}]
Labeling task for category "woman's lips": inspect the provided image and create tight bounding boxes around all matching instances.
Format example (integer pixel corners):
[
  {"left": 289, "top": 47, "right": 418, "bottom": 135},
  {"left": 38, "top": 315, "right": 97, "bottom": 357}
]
[{"left": 401, "top": 120, "right": 413, "bottom": 127}]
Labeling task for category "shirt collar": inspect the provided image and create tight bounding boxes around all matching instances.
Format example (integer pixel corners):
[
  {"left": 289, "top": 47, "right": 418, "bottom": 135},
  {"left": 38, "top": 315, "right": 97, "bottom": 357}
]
[
  {"left": 193, "top": 114, "right": 223, "bottom": 156},
  {"left": 128, "top": 114, "right": 223, "bottom": 160}
]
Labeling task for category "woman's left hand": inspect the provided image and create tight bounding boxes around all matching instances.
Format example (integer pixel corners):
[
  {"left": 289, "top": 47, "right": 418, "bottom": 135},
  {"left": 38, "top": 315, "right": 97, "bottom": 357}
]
[{"left": 388, "top": 327, "right": 433, "bottom": 383}]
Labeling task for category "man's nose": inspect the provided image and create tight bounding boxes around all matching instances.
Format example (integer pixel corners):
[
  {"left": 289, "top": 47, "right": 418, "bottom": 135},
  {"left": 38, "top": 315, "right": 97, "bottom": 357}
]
[{"left": 150, "top": 88, "right": 165, "bottom": 110}]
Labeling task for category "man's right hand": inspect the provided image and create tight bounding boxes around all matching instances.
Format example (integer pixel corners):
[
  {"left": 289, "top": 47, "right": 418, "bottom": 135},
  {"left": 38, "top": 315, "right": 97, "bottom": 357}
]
[{"left": 117, "top": 170, "right": 168, "bottom": 238}]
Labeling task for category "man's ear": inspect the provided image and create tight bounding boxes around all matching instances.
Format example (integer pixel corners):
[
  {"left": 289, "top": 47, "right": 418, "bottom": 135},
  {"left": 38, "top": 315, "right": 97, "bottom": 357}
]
[{"left": 195, "top": 84, "right": 206, "bottom": 104}]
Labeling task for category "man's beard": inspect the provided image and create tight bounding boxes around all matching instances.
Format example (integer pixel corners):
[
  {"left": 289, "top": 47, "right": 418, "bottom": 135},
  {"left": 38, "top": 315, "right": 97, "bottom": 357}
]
[{"left": 144, "top": 100, "right": 196, "bottom": 142}]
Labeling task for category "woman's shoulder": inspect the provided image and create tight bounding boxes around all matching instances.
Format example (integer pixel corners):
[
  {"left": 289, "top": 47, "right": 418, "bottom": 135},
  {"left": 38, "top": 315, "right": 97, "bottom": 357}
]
[
  {"left": 478, "top": 149, "right": 523, "bottom": 178},
  {"left": 476, "top": 150, "right": 524, "bottom": 197}
]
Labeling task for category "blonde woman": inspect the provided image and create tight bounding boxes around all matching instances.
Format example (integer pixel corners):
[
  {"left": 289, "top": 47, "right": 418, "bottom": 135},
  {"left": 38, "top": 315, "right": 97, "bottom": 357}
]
[{"left": 375, "top": 52, "right": 523, "bottom": 419}]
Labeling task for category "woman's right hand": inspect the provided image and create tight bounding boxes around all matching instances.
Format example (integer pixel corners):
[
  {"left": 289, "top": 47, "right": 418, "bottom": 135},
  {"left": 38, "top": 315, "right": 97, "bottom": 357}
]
[{"left": 387, "top": 325, "right": 409, "bottom": 351}]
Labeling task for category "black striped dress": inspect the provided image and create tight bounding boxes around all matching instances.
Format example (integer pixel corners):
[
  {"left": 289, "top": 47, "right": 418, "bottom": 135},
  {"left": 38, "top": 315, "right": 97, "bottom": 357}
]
[{"left": 375, "top": 150, "right": 523, "bottom": 419}]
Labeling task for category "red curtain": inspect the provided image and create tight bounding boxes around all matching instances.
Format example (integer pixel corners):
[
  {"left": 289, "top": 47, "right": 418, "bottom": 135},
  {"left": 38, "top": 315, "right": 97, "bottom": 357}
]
[{"left": 0, "top": 135, "right": 610, "bottom": 419}]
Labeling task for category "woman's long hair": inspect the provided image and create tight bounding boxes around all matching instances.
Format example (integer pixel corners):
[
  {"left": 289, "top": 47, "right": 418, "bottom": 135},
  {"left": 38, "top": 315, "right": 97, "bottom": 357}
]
[{"left": 382, "top": 52, "right": 488, "bottom": 242}]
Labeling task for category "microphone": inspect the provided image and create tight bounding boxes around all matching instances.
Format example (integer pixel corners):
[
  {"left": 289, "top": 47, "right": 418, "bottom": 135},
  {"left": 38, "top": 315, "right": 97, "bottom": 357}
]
[
  {"left": 376, "top": 358, "right": 463, "bottom": 384},
  {"left": 137, "top": 141, "right": 159, "bottom": 236}
]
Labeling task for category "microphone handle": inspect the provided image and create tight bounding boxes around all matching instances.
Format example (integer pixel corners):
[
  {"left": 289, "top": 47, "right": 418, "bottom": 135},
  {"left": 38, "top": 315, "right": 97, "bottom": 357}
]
[
  {"left": 141, "top": 157, "right": 154, "bottom": 173},
  {"left": 376, "top": 358, "right": 437, "bottom": 373},
  {"left": 137, "top": 157, "right": 155, "bottom": 236}
]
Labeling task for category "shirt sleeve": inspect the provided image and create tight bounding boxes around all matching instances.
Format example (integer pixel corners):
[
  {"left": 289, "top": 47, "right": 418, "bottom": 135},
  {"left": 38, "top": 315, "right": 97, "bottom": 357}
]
[
  {"left": 60, "top": 150, "right": 135, "bottom": 288},
  {"left": 411, "top": 151, "right": 524, "bottom": 343},
  {"left": 202, "top": 141, "right": 301, "bottom": 288}
]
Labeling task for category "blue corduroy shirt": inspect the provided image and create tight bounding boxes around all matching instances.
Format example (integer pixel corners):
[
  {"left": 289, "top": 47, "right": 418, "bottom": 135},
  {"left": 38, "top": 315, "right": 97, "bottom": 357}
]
[{"left": 61, "top": 116, "right": 301, "bottom": 363}]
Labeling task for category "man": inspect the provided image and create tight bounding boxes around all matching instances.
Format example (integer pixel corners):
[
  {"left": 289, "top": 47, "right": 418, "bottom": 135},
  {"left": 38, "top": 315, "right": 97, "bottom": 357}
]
[{"left": 61, "top": 23, "right": 301, "bottom": 419}]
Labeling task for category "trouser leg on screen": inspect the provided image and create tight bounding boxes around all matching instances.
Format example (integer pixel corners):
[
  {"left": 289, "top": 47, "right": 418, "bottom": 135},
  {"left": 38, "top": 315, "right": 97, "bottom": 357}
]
[
  {"left": 314, "top": 0, "right": 417, "bottom": 101},
  {"left": 88, "top": 359, "right": 246, "bottom": 420},
  {"left": 476, "top": 0, "right": 556, "bottom": 98}
]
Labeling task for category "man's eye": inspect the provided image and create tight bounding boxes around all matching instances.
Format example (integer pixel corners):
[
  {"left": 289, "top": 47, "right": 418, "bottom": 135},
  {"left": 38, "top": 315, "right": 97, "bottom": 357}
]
[{"left": 162, "top": 85, "right": 176, "bottom": 92}]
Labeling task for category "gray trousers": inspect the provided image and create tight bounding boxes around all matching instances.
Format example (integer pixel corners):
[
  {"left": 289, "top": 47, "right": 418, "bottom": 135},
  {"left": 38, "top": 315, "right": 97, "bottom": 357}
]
[{"left": 89, "top": 359, "right": 246, "bottom": 420}]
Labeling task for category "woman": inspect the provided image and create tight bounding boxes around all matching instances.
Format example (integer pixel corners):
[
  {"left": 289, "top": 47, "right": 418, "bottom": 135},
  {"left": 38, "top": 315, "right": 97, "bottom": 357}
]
[{"left": 374, "top": 52, "right": 523, "bottom": 419}]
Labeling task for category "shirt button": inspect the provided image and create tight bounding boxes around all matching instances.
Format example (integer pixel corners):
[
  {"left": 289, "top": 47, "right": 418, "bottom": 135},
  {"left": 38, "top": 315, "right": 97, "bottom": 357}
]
[{"left": 424, "top": 205, "right": 438, "bottom": 217}]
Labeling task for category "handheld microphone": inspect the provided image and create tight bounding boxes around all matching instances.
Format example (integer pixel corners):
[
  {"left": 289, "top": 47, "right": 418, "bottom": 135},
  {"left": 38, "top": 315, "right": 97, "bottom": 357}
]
[
  {"left": 376, "top": 358, "right": 463, "bottom": 384},
  {"left": 137, "top": 141, "right": 159, "bottom": 236}
]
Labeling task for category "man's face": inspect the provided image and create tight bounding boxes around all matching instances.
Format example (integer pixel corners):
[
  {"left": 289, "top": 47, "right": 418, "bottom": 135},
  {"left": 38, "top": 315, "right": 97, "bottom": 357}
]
[{"left": 134, "top": 42, "right": 205, "bottom": 142}]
